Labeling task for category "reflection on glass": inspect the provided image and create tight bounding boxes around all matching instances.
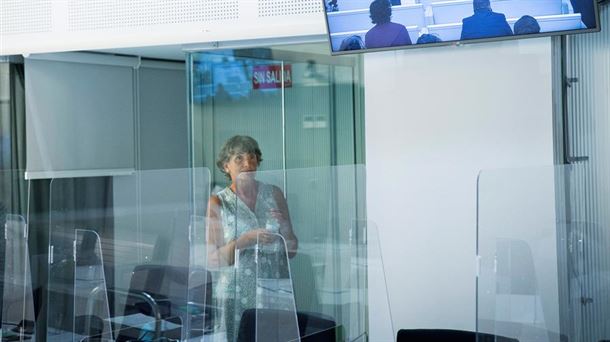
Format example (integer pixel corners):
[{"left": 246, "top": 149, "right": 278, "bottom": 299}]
[
  {"left": 477, "top": 164, "right": 610, "bottom": 342},
  {"left": 46, "top": 168, "right": 210, "bottom": 341}
]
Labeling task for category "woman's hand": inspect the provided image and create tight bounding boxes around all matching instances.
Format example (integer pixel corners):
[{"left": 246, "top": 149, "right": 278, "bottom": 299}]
[
  {"left": 236, "top": 229, "right": 278, "bottom": 249},
  {"left": 269, "top": 208, "right": 289, "bottom": 227}
]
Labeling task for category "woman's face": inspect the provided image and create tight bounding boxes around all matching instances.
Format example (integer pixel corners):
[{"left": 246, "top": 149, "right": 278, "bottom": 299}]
[{"left": 224, "top": 152, "right": 259, "bottom": 182}]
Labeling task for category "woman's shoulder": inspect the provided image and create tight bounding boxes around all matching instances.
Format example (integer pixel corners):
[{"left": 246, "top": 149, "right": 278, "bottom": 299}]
[
  {"left": 209, "top": 194, "right": 222, "bottom": 205},
  {"left": 213, "top": 186, "right": 234, "bottom": 204},
  {"left": 216, "top": 186, "right": 231, "bottom": 195}
]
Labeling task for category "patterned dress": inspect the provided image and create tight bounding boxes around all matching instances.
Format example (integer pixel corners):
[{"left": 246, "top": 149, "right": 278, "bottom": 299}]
[{"left": 215, "top": 182, "right": 290, "bottom": 341}]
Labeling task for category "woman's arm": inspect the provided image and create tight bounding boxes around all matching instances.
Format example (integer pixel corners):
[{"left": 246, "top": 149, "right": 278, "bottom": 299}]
[
  {"left": 207, "top": 195, "right": 236, "bottom": 266},
  {"left": 271, "top": 187, "right": 298, "bottom": 258}
]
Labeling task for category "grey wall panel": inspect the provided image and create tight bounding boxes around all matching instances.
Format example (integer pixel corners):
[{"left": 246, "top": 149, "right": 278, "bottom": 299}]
[
  {"left": 139, "top": 64, "right": 189, "bottom": 170},
  {"left": 333, "top": 65, "right": 357, "bottom": 166},
  {"left": 285, "top": 63, "right": 332, "bottom": 170},
  {"left": 565, "top": 3, "right": 610, "bottom": 341},
  {"left": 25, "top": 55, "right": 136, "bottom": 179}
]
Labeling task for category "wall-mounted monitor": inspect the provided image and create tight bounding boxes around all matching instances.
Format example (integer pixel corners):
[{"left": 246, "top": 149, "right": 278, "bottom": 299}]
[{"left": 324, "top": 0, "right": 600, "bottom": 54}]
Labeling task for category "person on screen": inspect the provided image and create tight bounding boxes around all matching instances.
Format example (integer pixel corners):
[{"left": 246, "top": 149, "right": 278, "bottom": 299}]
[
  {"left": 365, "top": 0, "right": 412, "bottom": 49},
  {"left": 569, "top": 0, "right": 596, "bottom": 29},
  {"left": 514, "top": 15, "right": 541, "bottom": 35},
  {"left": 207, "top": 135, "right": 298, "bottom": 341},
  {"left": 340, "top": 35, "right": 365, "bottom": 51},
  {"left": 326, "top": 0, "right": 339, "bottom": 12},
  {"left": 460, "top": 0, "right": 513, "bottom": 40},
  {"left": 416, "top": 33, "right": 443, "bottom": 44}
]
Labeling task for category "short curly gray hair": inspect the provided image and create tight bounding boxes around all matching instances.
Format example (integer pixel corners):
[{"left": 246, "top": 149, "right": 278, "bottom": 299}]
[{"left": 216, "top": 135, "right": 263, "bottom": 179}]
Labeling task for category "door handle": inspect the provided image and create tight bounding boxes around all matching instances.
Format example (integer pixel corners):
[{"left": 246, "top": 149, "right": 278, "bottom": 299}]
[
  {"left": 580, "top": 296, "right": 594, "bottom": 305},
  {"left": 567, "top": 156, "right": 589, "bottom": 163}
]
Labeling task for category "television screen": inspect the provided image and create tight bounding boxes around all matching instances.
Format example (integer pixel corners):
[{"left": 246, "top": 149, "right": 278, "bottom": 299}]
[{"left": 324, "top": 0, "right": 600, "bottom": 54}]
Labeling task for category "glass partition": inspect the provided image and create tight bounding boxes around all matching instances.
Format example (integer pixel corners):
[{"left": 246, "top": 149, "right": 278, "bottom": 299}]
[
  {"left": 37, "top": 165, "right": 390, "bottom": 341},
  {"left": 477, "top": 164, "right": 610, "bottom": 342},
  {"left": 222, "top": 165, "right": 394, "bottom": 342},
  {"left": 1, "top": 214, "right": 36, "bottom": 341},
  {"left": 47, "top": 168, "right": 210, "bottom": 341},
  {"left": 362, "top": 220, "right": 395, "bottom": 342}
]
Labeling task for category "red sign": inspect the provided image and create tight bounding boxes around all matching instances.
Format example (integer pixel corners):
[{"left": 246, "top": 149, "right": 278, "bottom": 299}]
[{"left": 252, "top": 64, "right": 292, "bottom": 89}]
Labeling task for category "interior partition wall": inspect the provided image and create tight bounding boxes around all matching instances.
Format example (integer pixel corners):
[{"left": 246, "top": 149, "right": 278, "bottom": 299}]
[{"left": 558, "top": 3, "right": 610, "bottom": 341}]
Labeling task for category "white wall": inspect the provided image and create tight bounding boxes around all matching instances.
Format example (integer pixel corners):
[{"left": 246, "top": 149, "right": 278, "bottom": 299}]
[{"left": 365, "top": 38, "right": 556, "bottom": 335}]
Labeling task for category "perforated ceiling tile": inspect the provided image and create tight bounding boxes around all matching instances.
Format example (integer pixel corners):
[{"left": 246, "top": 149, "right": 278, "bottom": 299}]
[
  {"left": 258, "top": 0, "right": 323, "bottom": 17},
  {"left": 67, "top": 0, "right": 239, "bottom": 31},
  {"left": 0, "top": 0, "right": 53, "bottom": 35}
]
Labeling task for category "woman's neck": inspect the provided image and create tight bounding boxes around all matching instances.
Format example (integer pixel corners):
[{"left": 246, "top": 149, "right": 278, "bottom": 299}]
[
  {"left": 231, "top": 178, "right": 257, "bottom": 197},
  {"left": 231, "top": 179, "right": 258, "bottom": 211}
]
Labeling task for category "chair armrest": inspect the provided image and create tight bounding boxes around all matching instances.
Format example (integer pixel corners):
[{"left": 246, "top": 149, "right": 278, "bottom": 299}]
[{"left": 105, "top": 287, "right": 162, "bottom": 341}]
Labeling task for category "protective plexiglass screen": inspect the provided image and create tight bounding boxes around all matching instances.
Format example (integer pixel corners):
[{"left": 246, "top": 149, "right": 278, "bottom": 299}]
[
  {"left": 74, "top": 229, "right": 112, "bottom": 341},
  {"left": 1, "top": 214, "right": 36, "bottom": 341},
  {"left": 46, "top": 168, "right": 210, "bottom": 341},
  {"left": 226, "top": 165, "right": 394, "bottom": 341},
  {"left": 324, "top": 0, "right": 599, "bottom": 53},
  {"left": 251, "top": 232, "right": 300, "bottom": 342},
  {"left": 477, "top": 164, "right": 610, "bottom": 342}
]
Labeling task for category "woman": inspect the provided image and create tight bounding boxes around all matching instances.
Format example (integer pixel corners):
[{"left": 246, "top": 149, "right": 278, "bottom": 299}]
[
  {"left": 207, "top": 135, "right": 298, "bottom": 340},
  {"left": 365, "top": 0, "right": 411, "bottom": 49}
]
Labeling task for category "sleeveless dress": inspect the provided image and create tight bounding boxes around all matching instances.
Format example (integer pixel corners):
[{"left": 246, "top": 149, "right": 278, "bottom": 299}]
[{"left": 214, "top": 182, "right": 290, "bottom": 341}]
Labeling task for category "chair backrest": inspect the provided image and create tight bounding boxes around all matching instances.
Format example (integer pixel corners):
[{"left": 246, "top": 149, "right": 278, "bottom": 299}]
[
  {"left": 237, "top": 308, "right": 337, "bottom": 342},
  {"left": 128, "top": 265, "right": 210, "bottom": 298},
  {"left": 125, "top": 264, "right": 212, "bottom": 316},
  {"left": 297, "top": 311, "right": 337, "bottom": 342},
  {"left": 397, "top": 329, "right": 519, "bottom": 342},
  {"left": 116, "top": 264, "right": 212, "bottom": 340}
]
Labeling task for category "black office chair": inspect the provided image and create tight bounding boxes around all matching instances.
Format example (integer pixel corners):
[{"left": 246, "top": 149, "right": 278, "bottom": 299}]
[
  {"left": 237, "top": 308, "right": 337, "bottom": 342},
  {"left": 397, "top": 329, "right": 519, "bottom": 342},
  {"left": 110, "top": 264, "right": 212, "bottom": 341}
]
